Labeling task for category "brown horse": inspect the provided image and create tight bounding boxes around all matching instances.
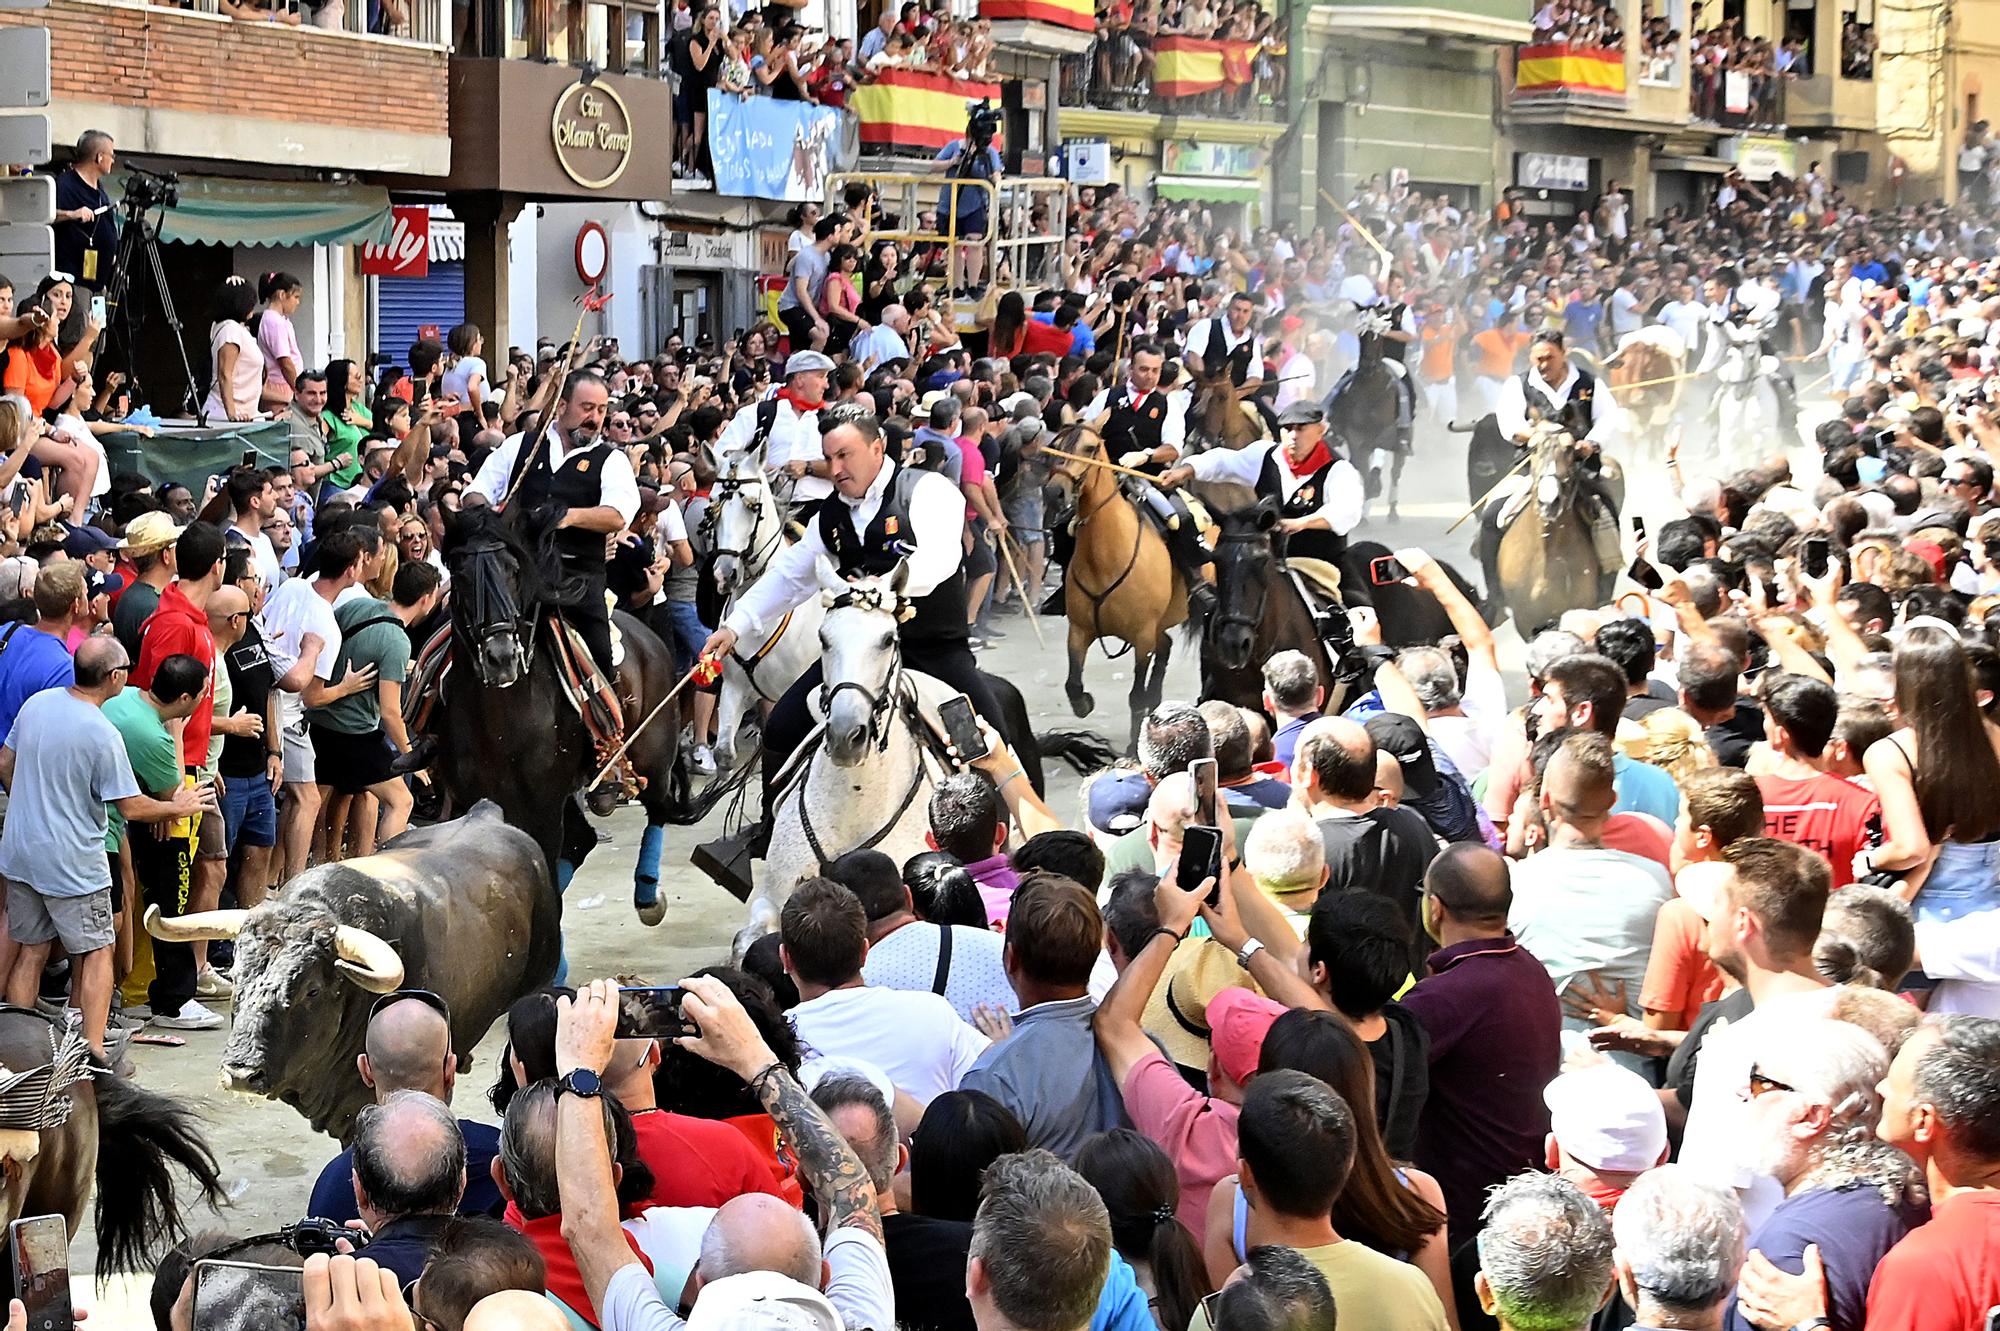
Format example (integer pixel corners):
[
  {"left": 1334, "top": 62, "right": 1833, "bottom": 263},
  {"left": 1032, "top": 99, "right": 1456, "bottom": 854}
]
[
  {"left": 1192, "top": 374, "right": 1271, "bottom": 451},
  {"left": 1495, "top": 430, "right": 1604, "bottom": 633},
  {"left": 1047, "top": 426, "right": 1188, "bottom": 751}
]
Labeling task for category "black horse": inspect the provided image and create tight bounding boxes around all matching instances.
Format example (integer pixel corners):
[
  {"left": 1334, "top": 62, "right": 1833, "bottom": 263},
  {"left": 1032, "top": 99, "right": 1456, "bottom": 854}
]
[
  {"left": 1200, "top": 498, "right": 1342, "bottom": 713},
  {"left": 1325, "top": 321, "right": 1406, "bottom": 514},
  {"left": 437, "top": 507, "right": 690, "bottom": 925}
]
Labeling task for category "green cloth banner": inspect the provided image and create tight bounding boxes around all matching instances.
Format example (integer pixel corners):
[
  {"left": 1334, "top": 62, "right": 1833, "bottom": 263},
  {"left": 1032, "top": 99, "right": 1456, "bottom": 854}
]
[
  {"left": 111, "top": 174, "right": 395, "bottom": 249},
  {"left": 1153, "top": 174, "right": 1261, "bottom": 204},
  {"left": 99, "top": 423, "right": 292, "bottom": 495}
]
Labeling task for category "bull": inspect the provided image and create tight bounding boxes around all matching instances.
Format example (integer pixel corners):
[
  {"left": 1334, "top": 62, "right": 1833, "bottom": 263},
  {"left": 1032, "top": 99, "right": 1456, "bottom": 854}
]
[{"left": 144, "top": 801, "right": 556, "bottom": 1141}]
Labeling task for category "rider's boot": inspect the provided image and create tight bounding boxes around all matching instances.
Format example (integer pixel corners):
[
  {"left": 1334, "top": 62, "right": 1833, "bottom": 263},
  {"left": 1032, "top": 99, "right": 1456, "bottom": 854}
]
[
  {"left": 1587, "top": 498, "right": 1624, "bottom": 605},
  {"left": 1475, "top": 502, "right": 1510, "bottom": 626},
  {"left": 390, "top": 735, "right": 438, "bottom": 776},
  {"left": 691, "top": 824, "right": 762, "bottom": 901}
]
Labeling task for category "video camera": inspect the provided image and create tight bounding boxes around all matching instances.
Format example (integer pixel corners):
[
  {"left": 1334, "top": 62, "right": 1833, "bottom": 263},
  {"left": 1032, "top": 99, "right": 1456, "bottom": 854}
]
[
  {"left": 965, "top": 99, "right": 1001, "bottom": 148},
  {"left": 121, "top": 166, "right": 180, "bottom": 211}
]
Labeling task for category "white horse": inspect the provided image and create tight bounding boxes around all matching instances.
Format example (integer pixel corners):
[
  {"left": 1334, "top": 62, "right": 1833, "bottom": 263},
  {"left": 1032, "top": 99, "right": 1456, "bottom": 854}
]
[
  {"left": 1708, "top": 323, "right": 1786, "bottom": 465},
  {"left": 740, "top": 560, "right": 951, "bottom": 954},
  {"left": 706, "top": 446, "right": 823, "bottom": 768}
]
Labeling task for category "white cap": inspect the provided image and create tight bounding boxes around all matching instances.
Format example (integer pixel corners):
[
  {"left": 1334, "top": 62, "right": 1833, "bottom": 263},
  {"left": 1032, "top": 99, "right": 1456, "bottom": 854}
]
[
  {"left": 686, "top": 1272, "right": 843, "bottom": 1331},
  {"left": 1543, "top": 1063, "right": 1668, "bottom": 1175}
]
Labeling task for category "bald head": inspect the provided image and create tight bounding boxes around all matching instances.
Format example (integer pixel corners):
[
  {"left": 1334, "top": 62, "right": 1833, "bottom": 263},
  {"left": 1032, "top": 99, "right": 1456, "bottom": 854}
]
[
  {"left": 465, "top": 1290, "right": 570, "bottom": 1331},
  {"left": 1147, "top": 771, "right": 1197, "bottom": 843},
  {"left": 700, "top": 1194, "right": 823, "bottom": 1289},
  {"left": 352, "top": 1090, "right": 465, "bottom": 1220},
  {"left": 72, "top": 634, "right": 129, "bottom": 691},
  {"left": 1295, "top": 717, "right": 1377, "bottom": 802},
  {"left": 1425, "top": 842, "right": 1512, "bottom": 928},
  {"left": 363, "top": 997, "right": 454, "bottom": 1100}
]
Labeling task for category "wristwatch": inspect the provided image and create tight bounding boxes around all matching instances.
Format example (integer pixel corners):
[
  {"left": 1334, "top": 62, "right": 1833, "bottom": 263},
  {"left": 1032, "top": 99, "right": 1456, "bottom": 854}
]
[
  {"left": 557, "top": 1069, "right": 604, "bottom": 1099},
  {"left": 1788, "top": 1319, "right": 1830, "bottom": 1331},
  {"left": 1235, "top": 938, "right": 1266, "bottom": 970}
]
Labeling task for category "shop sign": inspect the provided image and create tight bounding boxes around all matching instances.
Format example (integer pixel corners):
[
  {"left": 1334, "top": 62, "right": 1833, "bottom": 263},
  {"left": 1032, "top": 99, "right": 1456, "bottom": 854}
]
[
  {"left": 552, "top": 80, "right": 636, "bottom": 190},
  {"left": 360, "top": 205, "right": 430, "bottom": 278},
  {"left": 660, "top": 230, "right": 740, "bottom": 265},
  {"left": 1160, "top": 140, "right": 1263, "bottom": 178},
  {"left": 1516, "top": 152, "right": 1592, "bottom": 191},
  {"left": 1721, "top": 134, "right": 1799, "bottom": 182},
  {"left": 1064, "top": 139, "right": 1112, "bottom": 186}
]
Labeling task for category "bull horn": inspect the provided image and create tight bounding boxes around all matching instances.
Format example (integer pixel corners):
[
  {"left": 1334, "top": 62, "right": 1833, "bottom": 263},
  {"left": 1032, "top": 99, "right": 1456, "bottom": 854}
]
[
  {"left": 144, "top": 905, "right": 248, "bottom": 943},
  {"left": 332, "top": 926, "right": 406, "bottom": 993}
]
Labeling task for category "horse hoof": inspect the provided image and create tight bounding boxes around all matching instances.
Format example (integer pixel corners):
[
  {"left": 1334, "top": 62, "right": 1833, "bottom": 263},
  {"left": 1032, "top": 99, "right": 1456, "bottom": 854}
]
[
  {"left": 636, "top": 900, "right": 666, "bottom": 927},
  {"left": 1387, "top": 505, "right": 1400, "bottom": 521},
  {"left": 1070, "top": 691, "right": 1095, "bottom": 717}
]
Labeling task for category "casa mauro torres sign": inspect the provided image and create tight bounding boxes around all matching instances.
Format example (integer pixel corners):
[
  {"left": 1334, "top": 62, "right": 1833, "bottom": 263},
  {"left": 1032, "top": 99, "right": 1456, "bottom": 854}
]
[{"left": 552, "top": 81, "right": 635, "bottom": 190}]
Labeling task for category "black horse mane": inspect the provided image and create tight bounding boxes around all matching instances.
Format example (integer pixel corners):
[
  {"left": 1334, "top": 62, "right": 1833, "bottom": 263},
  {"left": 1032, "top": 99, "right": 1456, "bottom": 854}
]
[{"left": 442, "top": 503, "right": 571, "bottom": 615}]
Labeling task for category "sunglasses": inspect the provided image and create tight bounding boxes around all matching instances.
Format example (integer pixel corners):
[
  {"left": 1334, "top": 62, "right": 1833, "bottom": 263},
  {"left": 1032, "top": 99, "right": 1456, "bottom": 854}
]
[
  {"left": 368, "top": 987, "right": 452, "bottom": 1024},
  {"left": 1746, "top": 1064, "right": 1796, "bottom": 1098}
]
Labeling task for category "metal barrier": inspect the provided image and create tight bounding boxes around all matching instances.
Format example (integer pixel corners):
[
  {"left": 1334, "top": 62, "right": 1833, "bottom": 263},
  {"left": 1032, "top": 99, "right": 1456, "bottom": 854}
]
[
  {"left": 829, "top": 172, "right": 1069, "bottom": 314},
  {"left": 180, "top": 0, "right": 448, "bottom": 45}
]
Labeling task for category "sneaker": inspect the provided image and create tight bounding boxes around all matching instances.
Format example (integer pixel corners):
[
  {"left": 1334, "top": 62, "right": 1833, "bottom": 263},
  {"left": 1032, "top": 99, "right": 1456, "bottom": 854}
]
[
  {"left": 195, "top": 969, "right": 235, "bottom": 1001},
  {"left": 153, "top": 1000, "right": 226, "bottom": 1031},
  {"left": 691, "top": 744, "right": 717, "bottom": 777},
  {"left": 968, "top": 634, "right": 988, "bottom": 650},
  {"left": 976, "top": 623, "right": 1007, "bottom": 641}
]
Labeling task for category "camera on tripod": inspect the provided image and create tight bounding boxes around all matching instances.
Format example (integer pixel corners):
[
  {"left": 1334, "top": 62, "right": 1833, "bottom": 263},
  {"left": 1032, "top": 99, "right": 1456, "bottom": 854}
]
[
  {"left": 964, "top": 100, "right": 1001, "bottom": 148},
  {"left": 121, "top": 166, "right": 180, "bottom": 211}
]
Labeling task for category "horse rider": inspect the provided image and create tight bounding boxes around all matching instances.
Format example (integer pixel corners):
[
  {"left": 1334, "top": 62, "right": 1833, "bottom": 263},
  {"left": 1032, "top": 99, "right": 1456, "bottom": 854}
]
[
  {"left": 1080, "top": 342, "right": 1217, "bottom": 616},
  {"left": 718, "top": 350, "right": 834, "bottom": 524},
  {"left": 1322, "top": 269, "right": 1418, "bottom": 454},
  {"left": 1699, "top": 264, "right": 1799, "bottom": 434},
  {"left": 471, "top": 367, "right": 638, "bottom": 686},
  {"left": 1158, "top": 400, "right": 1365, "bottom": 623},
  {"left": 696, "top": 412, "right": 1003, "bottom": 859},
  {"left": 1182, "top": 290, "right": 1281, "bottom": 437},
  {"left": 1474, "top": 329, "right": 1624, "bottom": 608}
]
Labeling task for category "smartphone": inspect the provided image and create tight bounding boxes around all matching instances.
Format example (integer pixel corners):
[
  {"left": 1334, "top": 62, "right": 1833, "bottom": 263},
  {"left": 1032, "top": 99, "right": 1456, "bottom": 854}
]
[
  {"left": 1177, "top": 824, "right": 1222, "bottom": 905},
  {"left": 412, "top": 376, "right": 430, "bottom": 407},
  {"left": 939, "top": 695, "right": 988, "bottom": 762},
  {"left": 194, "top": 1261, "right": 303, "bottom": 1331},
  {"left": 614, "top": 986, "right": 689, "bottom": 1040},
  {"left": 1189, "top": 756, "right": 1219, "bottom": 830},
  {"left": 1627, "top": 556, "right": 1664, "bottom": 591},
  {"left": 1802, "top": 535, "right": 1831, "bottom": 579},
  {"left": 241, "top": 448, "right": 258, "bottom": 469},
  {"left": 9, "top": 1216, "right": 71, "bottom": 1331},
  {"left": 1369, "top": 555, "right": 1409, "bottom": 586},
  {"left": 88, "top": 294, "right": 105, "bottom": 328},
  {"left": 1629, "top": 514, "right": 1646, "bottom": 540}
]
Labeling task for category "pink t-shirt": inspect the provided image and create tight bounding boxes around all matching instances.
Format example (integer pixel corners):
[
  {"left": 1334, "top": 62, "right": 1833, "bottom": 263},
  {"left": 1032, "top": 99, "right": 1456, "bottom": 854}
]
[
  {"left": 1122, "top": 1050, "right": 1241, "bottom": 1232},
  {"left": 257, "top": 310, "right": 302, "bottom": 391},
  {"left": 956, "top": 435, "right": 989, "bottom": 522}
]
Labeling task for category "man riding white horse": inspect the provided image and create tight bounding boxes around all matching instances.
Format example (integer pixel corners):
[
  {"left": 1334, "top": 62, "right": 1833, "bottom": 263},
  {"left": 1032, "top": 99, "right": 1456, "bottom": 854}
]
[
  {"left": 1698, "top": 265, "right": 1799, "bottom": 436},
  {"left": 718, "top": 349, "right": 835, "bottom": 525},
  {"left": 1474, "top": 330, "right": 1625, "bottom": 609}
]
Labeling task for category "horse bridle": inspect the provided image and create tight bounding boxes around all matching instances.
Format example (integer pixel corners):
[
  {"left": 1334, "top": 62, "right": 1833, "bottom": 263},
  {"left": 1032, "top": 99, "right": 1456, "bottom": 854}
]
[
  {"left": 453, "top": 538, "right": 537, "bottom": 680},
  {"left": 815, "top": 585, "right": 912, "bottom": 753},
  {"left": 704, "top": 472, "right": 788, "bottom": 573},
  {"left": 1208, "top": 524, "right": 1273, "bottom": 647}
]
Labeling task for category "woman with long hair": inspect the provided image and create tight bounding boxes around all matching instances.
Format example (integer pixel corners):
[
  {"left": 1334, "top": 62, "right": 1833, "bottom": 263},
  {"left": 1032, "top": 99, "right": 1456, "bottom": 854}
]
[
  {"left": 320, "top": 357, "right": 370, "bottom": 492},
  {"left": 685, "top": 7, "right": 725, "bottom": 178},
  {"left": 820, "top": 244, "right": 868, "bottom": 356},
  {"left": 252, "top": 271, "right": 304, "bottom": 411},
  {"left": 989, "top": 290, "right": 1028, "bottom": 359},
  {"left": 907, "top": 1089, "right": 1028, "bottom": 1223},
  {"left": 1862, "top": 624, "right": 2000, "bottom": 1008},
  {"left": 858, "top": 241, "right": 902, "bottom": 325},
  {"left": 1076, "top": 1130, "right": 1213, "bottom": 1331},
  {"left": 3, "top": 275, "right": 101, "bottom": 514},
  {"left": 441, "top": 322, "right": 489, "bottom": 416},
  {"left": 1204, "top": 1010, "right": 1457, "bottom": 1329},
  {"left": 204, "top": 275, "right": 265, "bottom": 423}
]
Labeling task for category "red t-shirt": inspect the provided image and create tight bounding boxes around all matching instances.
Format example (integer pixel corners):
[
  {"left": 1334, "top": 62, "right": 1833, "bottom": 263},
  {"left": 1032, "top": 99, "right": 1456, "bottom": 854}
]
[
  {"left": 133, "top": 581, "right": 217, "bottom": 766},
  {"left": 1756, "top": 772, "right": 1881, "bottom": 887},
  {"left": 629, "top": 1108, "right": 789, "bottom": 1209},
  {"left": 1020, "top": 318, "right": 1075, "bottom": 359},
  {"left": 1603, "top": 812, "right": 1672, "bottom": 874},
  {"left": 1866, "top": 1190, "right": 2000, "bottom": 1331},
  {"left": 1639, "top": 897, "right": 1722, "bottom": 1026}
]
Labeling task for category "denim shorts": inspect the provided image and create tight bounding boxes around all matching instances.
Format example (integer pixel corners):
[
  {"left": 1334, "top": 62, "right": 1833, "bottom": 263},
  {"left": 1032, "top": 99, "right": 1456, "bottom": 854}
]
[
  {"left": 657, "top": 599, "right": 709, "bottom": 676},
  {"left": 1916, "top": 838, "right": 2000, "bottom": 927},
  {"left": 221, "top": 772, "right": 279, "bottom": 850}
]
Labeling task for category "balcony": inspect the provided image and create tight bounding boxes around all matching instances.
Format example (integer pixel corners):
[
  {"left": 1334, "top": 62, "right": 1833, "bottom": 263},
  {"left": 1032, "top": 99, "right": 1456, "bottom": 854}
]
[
  {"left": 1311, "top": 0, "right": 1529, "bottom": 44},
  {"left": 0, "top": 0, "right": 452, "bottom": 174},
  {"left": 1056, "top": 11, "right": 1288, "bottom": 121}
]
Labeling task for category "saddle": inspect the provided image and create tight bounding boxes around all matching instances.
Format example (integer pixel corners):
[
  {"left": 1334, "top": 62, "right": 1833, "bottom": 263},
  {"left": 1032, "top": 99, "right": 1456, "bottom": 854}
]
[{"left": 404, "top": 611, "right": 628, "bottom": 766}]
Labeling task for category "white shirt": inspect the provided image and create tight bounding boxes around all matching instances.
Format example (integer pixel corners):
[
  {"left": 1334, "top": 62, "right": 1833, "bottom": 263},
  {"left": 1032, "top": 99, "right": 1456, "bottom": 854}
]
[
  {"left": 787, "top": 985, "right": 990, "bottom": 1105},
  {"left": 1186, "top": 438, "right": 1365, "bottom": 536},
  {"left": 1275, "top": 349, "right": 1319, "bottom": 411},
  {"left": 607, "top": 1216, "right": 895, "bottom": 1331},
  {"left": 861, "top": 920, "right": 1015, "bottom": 1022},
  {"left": 722, "top": 459, "right": 966, "bottom": 642},
  {"left": 471, "top": 425, "right": 642, "bottom": 525},
  {"left": 1183, "top": 317, "right": 1264, "bottom": 382},
  {"left": 718, "top": 397, "right": 831, "bottom": 503},
  {"left": 1082, "top": 382, "right": 1189, "bottom": 459},
  {"left": 850, "top": 324, "right": 911, "bottom": 374},
  {"left": 1495, "top": 364, "right": 1616, "bottom": 443},
  {"left": 260, "top": 576, "right": 342, "bottom": 728},
  {"left": 1659, "top": 299, "right": 1707, "bottom": 350}
]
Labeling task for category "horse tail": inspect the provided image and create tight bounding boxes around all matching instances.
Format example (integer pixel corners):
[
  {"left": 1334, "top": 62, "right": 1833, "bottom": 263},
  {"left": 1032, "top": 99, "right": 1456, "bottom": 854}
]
[
  {"left": 669, "top": 756, "right": 758, "bottom": 825},
  {"left": 1032, "top": 728, "right": 1120, "bottom": 778},
  {"left": 90, "top": 1071, "right": 226, "bottom": 1277}
]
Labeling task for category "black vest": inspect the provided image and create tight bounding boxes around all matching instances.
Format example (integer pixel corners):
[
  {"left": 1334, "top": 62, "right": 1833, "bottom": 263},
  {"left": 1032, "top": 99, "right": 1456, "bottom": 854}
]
[
  {"left": 1521, "top": 367, "right": 1597, "bottom": 437},
  {"left": 1203, "top": 320, "right": 1257, "bottom": 387},
  {"left": 1256, "top": 446, "right": 1346, "bottom": 565},
  {"left": 1102, "top": 387, "right": 1170, "bottom": 468},
  {"left": 1374, "top": 302, "right": 1410, "bottom": 364},
  {"left": 509, "top": 427, "right": 615, "bottom": 567},
  {"left": 818, "top": 465, "right": 969, "bottom": 644}
]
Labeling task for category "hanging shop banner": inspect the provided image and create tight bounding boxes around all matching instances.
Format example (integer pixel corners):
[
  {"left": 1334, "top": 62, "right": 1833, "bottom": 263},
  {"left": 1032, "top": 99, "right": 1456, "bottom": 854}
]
[
  {"left": 707, "top": 93, "right": 849, "bottom": 201},
  {"left": 849, "top": 69, "right": 1005, "bottom": 153},
  {"left": 1161, "top": 140, "right": 1264, "bottom": 177},
  {"left": 1152, "top": 35, "right": 1258, "bottom": 98},
  {"left": 360, "top": 206, "right": 432, "bottom": 279}
]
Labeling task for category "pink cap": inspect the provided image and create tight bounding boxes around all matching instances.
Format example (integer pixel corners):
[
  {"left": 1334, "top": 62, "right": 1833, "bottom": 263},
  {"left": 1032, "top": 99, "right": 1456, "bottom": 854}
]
[{"left": 1207, "top": 988, "right": 1286, "bottom": 1087}]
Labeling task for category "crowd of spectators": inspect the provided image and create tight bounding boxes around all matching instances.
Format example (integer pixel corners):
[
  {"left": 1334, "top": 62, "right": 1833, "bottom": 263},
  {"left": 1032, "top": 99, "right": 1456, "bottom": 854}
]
[{"left": 1064, "top": 0, "right": 1285, "bottom": 114}]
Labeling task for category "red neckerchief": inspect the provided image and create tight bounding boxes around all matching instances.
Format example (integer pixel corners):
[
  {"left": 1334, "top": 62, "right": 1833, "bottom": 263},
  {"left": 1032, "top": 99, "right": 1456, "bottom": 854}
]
[
  {"left": 1283, "top": 437, "right": 1333, "bottom": 478},
  {"left": 776, "top": 388, "right": 822, "bottom": 415},
  {"left": 514, "top": 1213, "right": 654, "bottom": 1328}
]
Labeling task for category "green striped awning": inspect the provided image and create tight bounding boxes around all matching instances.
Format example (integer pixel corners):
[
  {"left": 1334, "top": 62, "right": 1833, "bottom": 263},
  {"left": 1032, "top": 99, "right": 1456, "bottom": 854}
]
[
  {"left": 1154, "top": 173, "right": 1262, "bottom": 203},
  {"left": 113, "top": 174, "right": 394, "bottom": 249}
]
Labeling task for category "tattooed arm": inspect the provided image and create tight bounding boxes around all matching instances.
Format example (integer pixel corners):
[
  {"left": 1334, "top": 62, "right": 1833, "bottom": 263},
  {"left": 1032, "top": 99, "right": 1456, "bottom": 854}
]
[{"left": 677, "top": 974, "right": 885, "bottom": 1244}]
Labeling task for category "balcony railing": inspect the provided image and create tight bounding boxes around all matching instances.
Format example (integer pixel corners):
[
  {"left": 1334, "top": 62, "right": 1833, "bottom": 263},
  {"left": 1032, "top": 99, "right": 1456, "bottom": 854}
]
[
  {"left": 1690, "top": 56, "right": 1786, "bottom": 128},
  {"left": 1057, "top": 18, "right": 1285, "bottom": 119},
  {"left": 461, "top": 0, "right": 660, "bottom": 70},
  {"left": 181, "top": 0, "right": 450, "bottom": 44}
]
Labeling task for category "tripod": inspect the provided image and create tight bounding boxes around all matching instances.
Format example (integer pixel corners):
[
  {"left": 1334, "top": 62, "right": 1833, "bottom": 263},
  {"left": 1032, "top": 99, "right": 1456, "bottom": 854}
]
[{"left": 102, "top": 192, "right": 204, "bottom": 426}]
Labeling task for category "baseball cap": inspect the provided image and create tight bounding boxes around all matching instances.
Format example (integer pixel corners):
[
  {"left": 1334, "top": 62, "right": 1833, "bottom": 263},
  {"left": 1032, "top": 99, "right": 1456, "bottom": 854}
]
[
  {"left": 1543, "top": 1063, "right": 1668, "bottom": 1175},
  {"left": 119, "top": 511, "right": 185, "bottom": 552},
  {"left": 1084, "top": 769, "right": 1151, "bottom": 836},
  {"left": 1364, "top": 713, "right": 1439, "bottom": 799},
  {"left": 60, "top": 524, "right": 119, "bottom": 560},
  {"left": 685, "top": 1272, "right": 841, "bottom": 1331},
  {"left": 85, "top": 567, "right": 125, "bottom": 600},
  {"left": 1207, "top": 988, "right": 1285, "bottom": 1087}
]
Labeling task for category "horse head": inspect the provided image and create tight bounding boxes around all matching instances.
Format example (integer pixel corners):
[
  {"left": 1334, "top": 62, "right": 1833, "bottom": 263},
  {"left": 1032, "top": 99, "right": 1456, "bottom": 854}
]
[
  {"left": 1206, "top": 497, "right": 1280, "bottom": 670},
  {"left": 1042, "top": 425, "right": 1102, "bottom": 505},
  {"left": 709, "top": 447, "right": 783, "bottom": 596},
  {"left": 1526, "top": 424, "right": 1581, "bottom": 524},
  {"left": 815, "top": 557, "right": 909, "bottom": 767},
  {"left": 442, "top": 504, "right": 536, "bottom": 688}
]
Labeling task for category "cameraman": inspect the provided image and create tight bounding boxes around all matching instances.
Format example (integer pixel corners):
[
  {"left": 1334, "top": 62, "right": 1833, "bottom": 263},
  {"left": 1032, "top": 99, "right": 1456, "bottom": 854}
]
[
  {"left": 935, "top": 108, "right": 1002, "bottom": 296},
  {"left": 53, "top": 131, "right": 119, "bottom": 292}
]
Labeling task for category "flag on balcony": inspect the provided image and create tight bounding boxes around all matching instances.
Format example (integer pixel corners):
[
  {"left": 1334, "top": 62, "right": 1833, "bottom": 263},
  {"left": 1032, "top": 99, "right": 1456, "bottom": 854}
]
[
  {"left": 851, "top": 69, "right": 1006, "bottom": 152},
  {"left": 981, "top": 0, "right": 1092, "bottom": 30},
  {"left": 1152, "top": 36, "right": 1259, "bottom": 97},
  {"left": 1513, "top": 43, "right": 1627, "bottom": 102}
]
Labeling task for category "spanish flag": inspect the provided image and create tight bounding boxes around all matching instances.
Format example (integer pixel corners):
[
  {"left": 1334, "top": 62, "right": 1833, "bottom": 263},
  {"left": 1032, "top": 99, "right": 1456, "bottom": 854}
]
[
  {"left": 851, "top": 69, "right": 1005, "bottom": 151},
  {"left": 1514, "top": 43, "right": 1627, "bottom": 96},
  {"left": 1152, "top": 35, "right": 1258, "bottom": 97},
  {"left": 981, "top": 0, "right": 1091, "bottom": 29}
]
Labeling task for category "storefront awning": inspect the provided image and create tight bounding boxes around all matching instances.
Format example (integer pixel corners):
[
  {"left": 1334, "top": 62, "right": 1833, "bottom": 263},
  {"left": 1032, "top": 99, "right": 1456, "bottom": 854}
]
[
  {"left": 1154, "top": 174, "right": 1260, "bottom": 203},
  {"left": 1654, "top": 154, "right": 1733, "bottom": 175},
  {"left": 146, "top": 176, "right": 396, "bottom": 249}
]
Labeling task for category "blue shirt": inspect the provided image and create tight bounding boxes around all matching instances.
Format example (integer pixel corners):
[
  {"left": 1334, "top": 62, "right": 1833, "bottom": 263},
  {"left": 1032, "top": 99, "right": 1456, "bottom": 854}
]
[
  {"left": 1273, "top": 712, "right": 1322, "bottom": 768},
  {"left": 0, "top": 625, "right": 76, "bottom": 752},
  {"left": 959, "top": 996, "right": 1124, "bottom": 1162},
  {"left": 1612, "top": 751, "right": 1681, "bottom": 825},
  {"left": 1852, "top": 260, "right": 1888, "bottom": 284},
  {"left": 307, "top": 1119, "right": 504, "bottom": 1223},
  {"left": 934, "top": 140, "right": 1001, "bottom": 217},
  {"left": 1723, "top": 1182, "right": 1927, "bottom": 1331},
  {"left": 1564, "top": 298, "right": 1604, "bottom": 345}
]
